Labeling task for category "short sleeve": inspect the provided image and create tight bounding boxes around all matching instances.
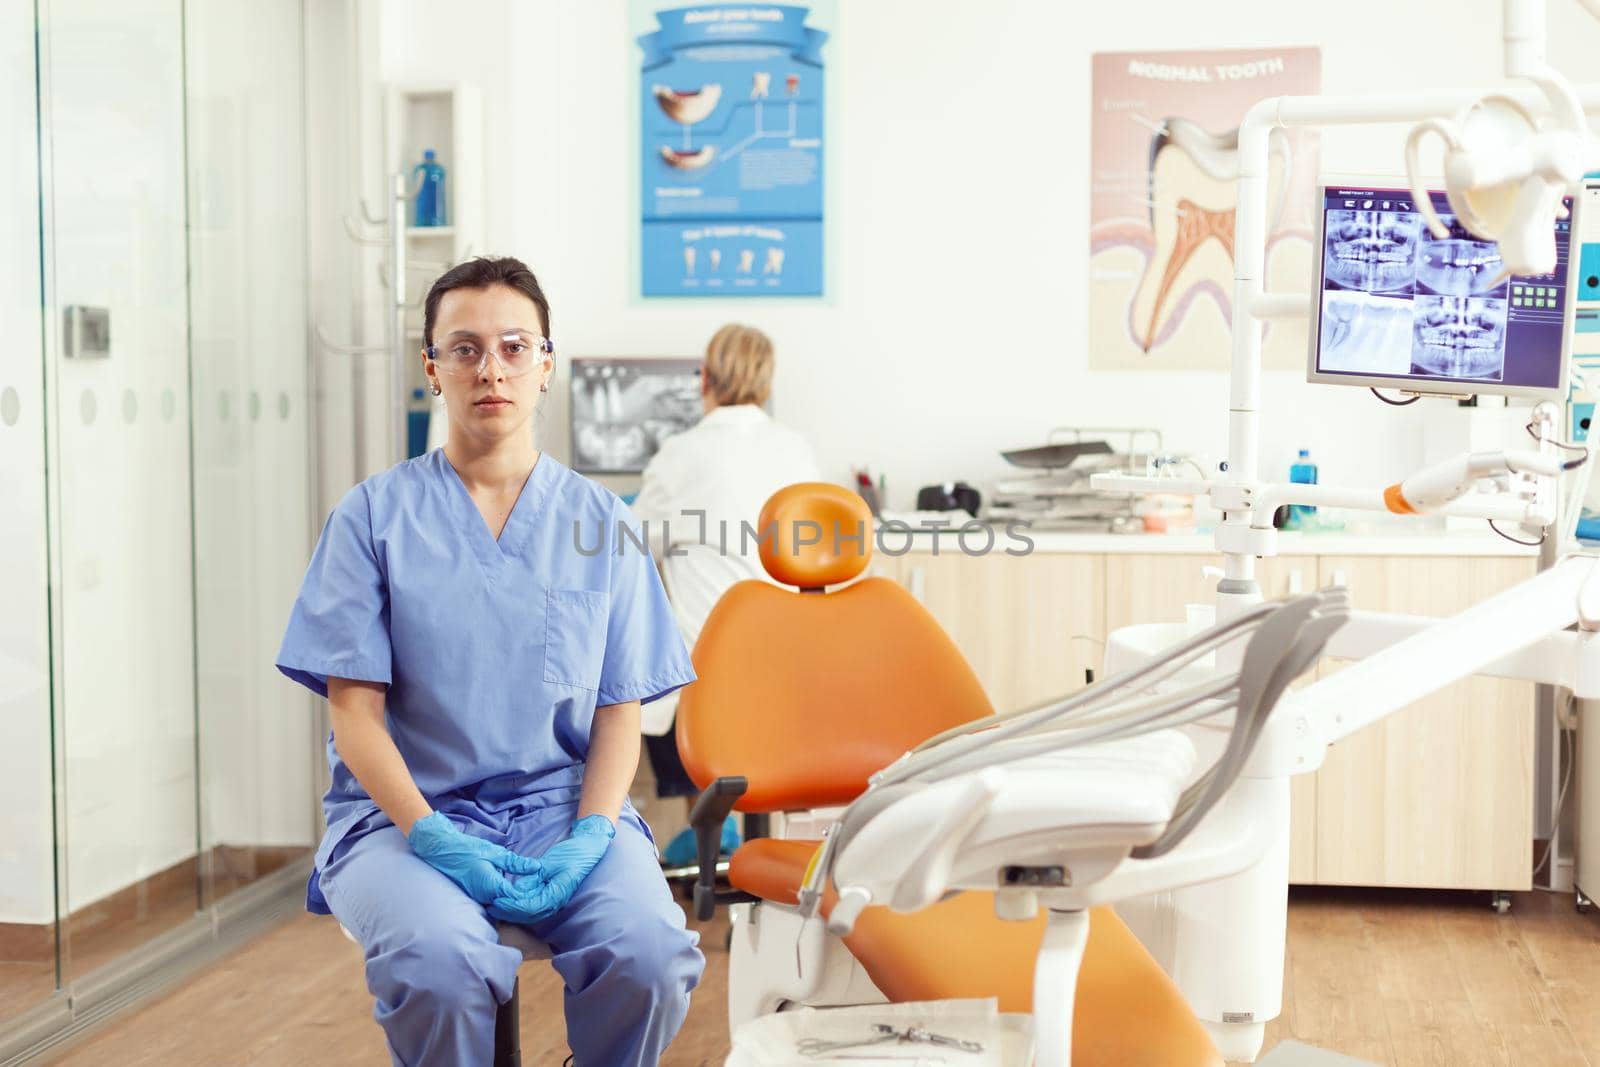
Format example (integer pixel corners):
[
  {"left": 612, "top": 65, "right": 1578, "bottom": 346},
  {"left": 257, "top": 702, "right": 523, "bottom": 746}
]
[
  {"left": 275, "top": 484, "right": 392, "bottom": 699},
  {"left": 595, "top": 497, "right": 697, "bottom": 707}
]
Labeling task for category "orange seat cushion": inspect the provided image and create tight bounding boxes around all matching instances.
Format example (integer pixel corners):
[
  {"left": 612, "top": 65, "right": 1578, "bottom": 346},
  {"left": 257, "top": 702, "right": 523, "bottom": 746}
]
[{"left": 730, "top": 839, "right": 1222, "bottom": 1067}]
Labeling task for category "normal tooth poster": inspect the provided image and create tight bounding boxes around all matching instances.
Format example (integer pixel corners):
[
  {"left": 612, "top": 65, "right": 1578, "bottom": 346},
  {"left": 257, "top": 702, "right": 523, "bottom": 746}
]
[
  {"left": 636, "top": 2, "right": 830, "bottom": 297},
  {"left": 1089, "top": 48, "right": 1321, "bottom": 370}
]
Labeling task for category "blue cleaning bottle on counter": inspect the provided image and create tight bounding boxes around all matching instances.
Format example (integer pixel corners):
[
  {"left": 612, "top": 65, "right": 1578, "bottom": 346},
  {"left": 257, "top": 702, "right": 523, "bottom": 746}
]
[
  {"left": 1287, "top": 448, "right": 1318, "bottom": 529},
  {"left": 412, "top": 149, "right": 447, "bottom": 227}
]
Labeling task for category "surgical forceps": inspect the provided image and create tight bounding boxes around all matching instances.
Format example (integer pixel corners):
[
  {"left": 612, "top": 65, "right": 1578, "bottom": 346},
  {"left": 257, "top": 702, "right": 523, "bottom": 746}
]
[{"left": 796, "top": 1023, "right": 984, "bottom": 1056}]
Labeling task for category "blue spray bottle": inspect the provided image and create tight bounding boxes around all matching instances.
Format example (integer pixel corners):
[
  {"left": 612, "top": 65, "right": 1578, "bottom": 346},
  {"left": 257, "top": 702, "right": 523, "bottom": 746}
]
[
  {"left": 412, "top": 149, "right": 447, "bottom": 227},
  {"left": 1287, "top": 449, "right": 1318, "bottom": 529}
]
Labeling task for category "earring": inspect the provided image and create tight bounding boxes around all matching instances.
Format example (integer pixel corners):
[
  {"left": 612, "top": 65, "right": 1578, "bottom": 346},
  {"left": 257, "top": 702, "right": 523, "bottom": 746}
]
[
  {"left": 429, "top": 381, "right": 442, "bottom": 397},
  {"left": 540, "top": 383, "right": 549, "bottom": 393}
]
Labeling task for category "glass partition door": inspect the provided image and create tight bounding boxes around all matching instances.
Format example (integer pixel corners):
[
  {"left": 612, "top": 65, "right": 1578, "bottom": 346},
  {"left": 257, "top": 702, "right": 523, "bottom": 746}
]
[{"left": 0, "top": 0, "right": 318, "bottom": 1027}]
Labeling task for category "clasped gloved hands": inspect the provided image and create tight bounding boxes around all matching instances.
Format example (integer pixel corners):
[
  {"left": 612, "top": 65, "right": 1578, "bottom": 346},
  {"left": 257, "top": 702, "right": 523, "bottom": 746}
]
[
  {"left": 407, "top": 811, "right": 542, "bottom": 904},
  {"left": 407, "top": 811, "right": 616, "bottom": 924},
  {"left": 486, "top": 814, "right": 616, "bottom": 925}
]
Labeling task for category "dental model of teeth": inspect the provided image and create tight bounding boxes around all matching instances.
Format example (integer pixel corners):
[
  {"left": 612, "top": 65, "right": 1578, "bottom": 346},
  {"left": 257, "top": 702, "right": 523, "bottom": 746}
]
[
  {"left": 660, "top": 146, "right": 716, "bottom": 170},
  {"left": 652, "top": 84, "right": 722, "bottom": 125}
]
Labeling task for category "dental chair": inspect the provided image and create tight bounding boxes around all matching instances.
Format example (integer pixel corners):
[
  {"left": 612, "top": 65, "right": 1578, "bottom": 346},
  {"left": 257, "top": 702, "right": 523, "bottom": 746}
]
[{"left": 677, "top": 482, "right": 1223, "bottom": 1066}]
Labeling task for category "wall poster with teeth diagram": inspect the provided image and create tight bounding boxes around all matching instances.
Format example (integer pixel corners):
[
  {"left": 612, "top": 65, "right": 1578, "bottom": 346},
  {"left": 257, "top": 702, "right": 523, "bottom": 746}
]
[
  {"left": 1089, "top": 47, "right": 1321, "bottom": 370},
  {"left": 636, "top": 2, "right": 831, "bottom": 297}
]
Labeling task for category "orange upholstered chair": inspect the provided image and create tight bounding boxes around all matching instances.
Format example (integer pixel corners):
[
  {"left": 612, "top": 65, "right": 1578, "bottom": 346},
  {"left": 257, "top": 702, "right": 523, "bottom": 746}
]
[{"left": 676, "top": 482, "right": 1221, "bottom": 1067}]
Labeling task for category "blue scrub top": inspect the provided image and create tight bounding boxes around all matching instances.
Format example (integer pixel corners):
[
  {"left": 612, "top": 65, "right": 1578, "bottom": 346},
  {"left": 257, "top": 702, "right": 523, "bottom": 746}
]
[{"left": 276, "top": 448, "right": 696, "bottom": 912}]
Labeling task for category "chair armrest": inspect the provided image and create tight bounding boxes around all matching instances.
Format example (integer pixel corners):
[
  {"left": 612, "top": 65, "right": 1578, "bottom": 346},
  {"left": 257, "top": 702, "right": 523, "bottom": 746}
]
[{"left": 690, "top": 776, "right": 756, "bottom": 920}]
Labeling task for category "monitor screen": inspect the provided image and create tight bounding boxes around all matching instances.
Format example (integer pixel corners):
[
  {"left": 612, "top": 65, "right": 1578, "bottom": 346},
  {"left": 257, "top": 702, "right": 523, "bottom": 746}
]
[
  {"left": 1307, "top": 184, "right": 1574, "bottom": 400},
  {"left": 569, "top": 357, "right": 702, "bottom": 474}
]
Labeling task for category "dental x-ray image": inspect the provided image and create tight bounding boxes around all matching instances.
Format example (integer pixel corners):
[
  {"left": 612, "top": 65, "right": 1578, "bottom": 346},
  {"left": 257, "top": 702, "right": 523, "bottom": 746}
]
[
  {"left": 569, "top": 358, "right": 702, "bottom": 473},
  {"left": 1323, "top": 208, "right": 1422, "bottom": 293},
  {"left": 1413, "top": 217, "right": 1507, "bottom": 297},
  {"left": 1318, "top": 290, "right": 1415, "bottom": 374},
  {"left": 1410, "top": 296, "right": 1508, "bottom": 380}
]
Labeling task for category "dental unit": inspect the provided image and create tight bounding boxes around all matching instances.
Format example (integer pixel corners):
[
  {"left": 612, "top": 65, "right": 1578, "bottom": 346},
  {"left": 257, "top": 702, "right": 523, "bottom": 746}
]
[{"left": 744, "top": 2, "right": 1600, "bottom": 1064}]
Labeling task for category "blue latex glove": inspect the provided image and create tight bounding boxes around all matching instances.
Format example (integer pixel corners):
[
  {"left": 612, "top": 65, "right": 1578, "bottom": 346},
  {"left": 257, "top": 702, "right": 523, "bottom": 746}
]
[
  {"left": 487, "top": 814, "right": 615, "bottom": 925},
  {"left": 407, "top": 811, "right": 541, "bottom": 905}
]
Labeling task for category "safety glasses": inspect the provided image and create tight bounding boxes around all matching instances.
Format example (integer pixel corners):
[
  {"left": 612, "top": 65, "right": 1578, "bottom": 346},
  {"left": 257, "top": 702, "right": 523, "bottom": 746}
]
[{"left": 426, "top": 332, "right": 554, "bottom": 379}]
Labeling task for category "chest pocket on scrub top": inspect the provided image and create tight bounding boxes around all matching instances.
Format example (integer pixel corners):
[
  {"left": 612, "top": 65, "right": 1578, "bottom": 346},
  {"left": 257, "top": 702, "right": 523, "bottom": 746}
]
[{"left": 544, "top": 588, "right": 610, "bottom": 691}]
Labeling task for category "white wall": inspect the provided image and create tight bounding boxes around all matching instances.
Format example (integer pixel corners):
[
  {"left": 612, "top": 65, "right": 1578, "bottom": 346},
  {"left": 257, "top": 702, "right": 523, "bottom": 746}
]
[
  {"left": 187, "top": 0, "right": 316, "bottom": 853},
  {"left": 375, "top": 0, "right": 1600, "bottom": 509}
]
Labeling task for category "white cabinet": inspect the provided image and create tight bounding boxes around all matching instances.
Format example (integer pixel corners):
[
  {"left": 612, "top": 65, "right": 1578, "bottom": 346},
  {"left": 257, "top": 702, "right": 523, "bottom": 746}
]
[
  {"left": 883, "top": 551, "right": 1104, "bottom": 714},
  {"left": 1312, "top": 556, "right": 1536, "bottom": 891}
]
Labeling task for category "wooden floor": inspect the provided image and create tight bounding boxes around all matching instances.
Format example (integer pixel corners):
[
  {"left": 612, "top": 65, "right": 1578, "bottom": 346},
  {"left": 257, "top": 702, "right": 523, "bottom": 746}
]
[
  {"left": 0, "top": 847, "right": 309, "bottom": 1029},
  {"left": 39, "top": 884, "right": 1600, "bottom": 1066}
]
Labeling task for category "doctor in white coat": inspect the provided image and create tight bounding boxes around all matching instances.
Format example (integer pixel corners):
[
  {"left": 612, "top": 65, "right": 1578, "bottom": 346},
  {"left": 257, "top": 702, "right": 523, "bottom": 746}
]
[{"left": 628, "top": 323, "right": 820, "bottom": 864}]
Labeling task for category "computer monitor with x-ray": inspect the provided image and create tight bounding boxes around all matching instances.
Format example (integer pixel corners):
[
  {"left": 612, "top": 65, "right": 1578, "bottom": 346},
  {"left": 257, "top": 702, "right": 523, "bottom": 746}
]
[
  {"left": 569, "top": 357, "right": 703, "bottom": 474},
  {"left": 1306, "top": 181, "right": 1575, "bottom": 402}
]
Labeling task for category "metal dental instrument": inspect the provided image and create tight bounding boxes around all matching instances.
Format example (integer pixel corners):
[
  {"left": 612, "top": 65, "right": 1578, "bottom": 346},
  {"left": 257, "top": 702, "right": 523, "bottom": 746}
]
[{"left": 797, "top": 1023, "right": 984, "bottom": 1057}]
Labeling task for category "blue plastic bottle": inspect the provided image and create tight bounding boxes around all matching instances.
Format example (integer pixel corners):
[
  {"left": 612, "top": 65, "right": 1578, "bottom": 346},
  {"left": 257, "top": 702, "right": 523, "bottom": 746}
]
[
  {"left": 407, "top": 387, "right": 431, "bottom": 458},
  {"left": 412, "top": 149, "right": 447, "bottom": 227},
  {"left": 1287, "top": 448, "right": 1318, "bottom": 529}
]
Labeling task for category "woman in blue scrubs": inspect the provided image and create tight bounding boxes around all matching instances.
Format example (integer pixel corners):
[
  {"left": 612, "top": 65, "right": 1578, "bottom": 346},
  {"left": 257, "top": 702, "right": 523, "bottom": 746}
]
[{"left": 276, "top": 256, "right": 704, "bottom": 1066}]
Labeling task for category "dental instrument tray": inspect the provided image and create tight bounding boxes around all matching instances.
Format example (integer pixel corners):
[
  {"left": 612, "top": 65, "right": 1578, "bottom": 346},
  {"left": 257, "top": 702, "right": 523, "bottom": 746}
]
[
  {"left": 986, "top": 427, "right": 1167, "bottom": 530},
  {"left": 1001, "top": 440, "right": 1113, "bottom": 469},
  {"left": 1000, "top": 426, "right": 1162, "bottom": 470}
]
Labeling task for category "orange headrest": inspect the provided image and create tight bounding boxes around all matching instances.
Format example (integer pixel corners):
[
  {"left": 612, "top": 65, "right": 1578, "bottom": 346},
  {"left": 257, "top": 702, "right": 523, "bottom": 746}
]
[{"left": 757, "top": 482, "right": 873, "bottom": 589}]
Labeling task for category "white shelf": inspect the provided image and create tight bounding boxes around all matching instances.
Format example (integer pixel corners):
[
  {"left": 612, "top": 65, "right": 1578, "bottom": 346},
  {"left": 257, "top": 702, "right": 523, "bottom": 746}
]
[{"left": 406, "top": 226, "right": 454, "bottom": 238}]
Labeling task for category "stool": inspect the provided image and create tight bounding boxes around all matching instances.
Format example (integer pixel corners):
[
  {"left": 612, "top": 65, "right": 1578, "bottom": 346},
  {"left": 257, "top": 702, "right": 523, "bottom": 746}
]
[{"left": 340, "top": 921, "right": 551, "bottom": 1067}]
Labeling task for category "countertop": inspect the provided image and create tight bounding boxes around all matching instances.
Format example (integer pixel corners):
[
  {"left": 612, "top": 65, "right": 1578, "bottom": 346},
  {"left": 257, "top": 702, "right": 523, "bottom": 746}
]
[{"left": 892, "top": 526, "right": 1541, "bottom": 557}]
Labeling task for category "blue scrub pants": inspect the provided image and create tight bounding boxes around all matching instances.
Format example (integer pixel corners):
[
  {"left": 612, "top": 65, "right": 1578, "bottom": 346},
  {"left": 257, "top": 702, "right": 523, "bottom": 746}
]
[{"left": 320, "top": 810, "right": 704, "bottom": 1066}]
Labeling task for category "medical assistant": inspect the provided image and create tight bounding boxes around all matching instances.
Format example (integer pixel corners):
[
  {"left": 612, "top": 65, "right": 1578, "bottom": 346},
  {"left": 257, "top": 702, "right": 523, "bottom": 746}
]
[
  {"left": 276, "top": 447, "right": 703, "bottom": 1067},
  {"left": 629, "top": 402, "right": 819, "bottom": 734}
]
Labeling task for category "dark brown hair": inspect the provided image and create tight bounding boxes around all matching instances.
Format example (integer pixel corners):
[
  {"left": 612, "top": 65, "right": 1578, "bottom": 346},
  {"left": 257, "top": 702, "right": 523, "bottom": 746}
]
[{"left": 422, "top": 256, "right": 551, "bottom": 348}]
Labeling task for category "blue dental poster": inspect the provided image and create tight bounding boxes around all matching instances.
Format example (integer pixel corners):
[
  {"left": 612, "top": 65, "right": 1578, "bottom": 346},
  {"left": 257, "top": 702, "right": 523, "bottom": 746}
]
[{"left": 638, "top": 3, "right": 828, "bottom": 297}]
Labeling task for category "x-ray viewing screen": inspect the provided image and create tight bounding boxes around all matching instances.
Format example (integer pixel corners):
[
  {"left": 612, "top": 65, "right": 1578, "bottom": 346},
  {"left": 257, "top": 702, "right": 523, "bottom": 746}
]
[
  {"left": 1308, "top": 184, "right": 1574, "bottom": 400},
  {"left": 569, "top": 358, "right": 703, "bottom": 474}
]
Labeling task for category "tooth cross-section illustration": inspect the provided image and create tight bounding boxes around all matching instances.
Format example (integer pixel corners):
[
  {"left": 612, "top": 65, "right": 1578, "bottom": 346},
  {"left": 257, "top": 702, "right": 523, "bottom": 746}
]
[
  {"left": 1137, "top": 198, "right": 1236, "bottom": 351},
  {"left": 1130, "top": 118, "right": 1291, "bottom": 352}
]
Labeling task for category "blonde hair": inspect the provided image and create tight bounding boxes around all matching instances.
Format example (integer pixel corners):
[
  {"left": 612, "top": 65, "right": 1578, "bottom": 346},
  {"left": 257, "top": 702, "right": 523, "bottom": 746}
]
[{"left": 703, "top": 324, "right": 774, "bottom": 407}]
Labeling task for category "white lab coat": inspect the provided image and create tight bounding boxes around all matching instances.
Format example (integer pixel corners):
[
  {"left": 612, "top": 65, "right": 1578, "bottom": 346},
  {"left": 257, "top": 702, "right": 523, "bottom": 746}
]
[{"left": 628, "top": 403, "right": 822, "bottom": 734}]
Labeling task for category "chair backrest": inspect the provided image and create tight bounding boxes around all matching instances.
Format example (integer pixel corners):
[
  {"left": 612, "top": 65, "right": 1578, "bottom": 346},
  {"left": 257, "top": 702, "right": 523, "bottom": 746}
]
[
  {"left": 676, "top": 483, "right": 994, "bottom": 811},
  {"left": 660, "top": 540, "right": 772, "bottom": 651}
]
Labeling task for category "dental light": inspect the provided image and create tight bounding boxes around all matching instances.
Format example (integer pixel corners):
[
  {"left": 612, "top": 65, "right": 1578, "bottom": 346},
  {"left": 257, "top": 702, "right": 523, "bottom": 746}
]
[{"left": 1402, "top": 0, "right": 1591, "bottom": 275}]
